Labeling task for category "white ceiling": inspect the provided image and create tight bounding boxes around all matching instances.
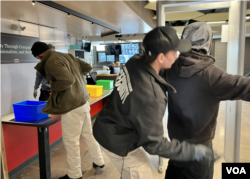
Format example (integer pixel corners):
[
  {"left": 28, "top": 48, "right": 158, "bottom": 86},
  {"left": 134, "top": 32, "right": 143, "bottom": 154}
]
[{"left": 1, "top": 1, "right": 154, "bottom": 37}]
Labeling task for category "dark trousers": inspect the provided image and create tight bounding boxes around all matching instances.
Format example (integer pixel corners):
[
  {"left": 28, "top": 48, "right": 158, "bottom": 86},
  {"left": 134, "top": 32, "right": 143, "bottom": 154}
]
[
  {"left": 39, "top": 89, "right": 51, "bottom": 101},
  {"left": 165, "top": 159, "right": 214, "bottom": 179}
]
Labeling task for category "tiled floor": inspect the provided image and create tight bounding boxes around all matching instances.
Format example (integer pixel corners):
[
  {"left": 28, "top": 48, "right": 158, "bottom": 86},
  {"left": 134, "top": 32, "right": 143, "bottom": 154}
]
[
  {"left": 12, "top": 137, "right": 165, "bottom": 179},
  {"left": 239, "top": 101, "right": 250, "bottom": 163},
  {"left": 13, "top": 101, "right": 250, "bottom": 179}
]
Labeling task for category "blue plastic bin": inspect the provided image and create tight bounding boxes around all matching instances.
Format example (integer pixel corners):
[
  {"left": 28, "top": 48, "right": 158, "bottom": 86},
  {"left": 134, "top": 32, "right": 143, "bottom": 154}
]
[{"left": 12, "top": 101, "right": 48, "bottom": 122}]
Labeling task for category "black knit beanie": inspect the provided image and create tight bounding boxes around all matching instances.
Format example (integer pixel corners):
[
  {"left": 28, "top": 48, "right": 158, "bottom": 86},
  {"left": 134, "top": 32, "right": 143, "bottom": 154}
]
[{"left": 31, "top": 41, "right": 50, "bottom": 57}]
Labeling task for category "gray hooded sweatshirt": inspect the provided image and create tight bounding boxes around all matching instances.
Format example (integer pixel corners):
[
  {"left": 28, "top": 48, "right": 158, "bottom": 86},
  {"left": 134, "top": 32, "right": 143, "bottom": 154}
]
[{"left": 34, "top": 71, "right": 51, "bottom": 91}]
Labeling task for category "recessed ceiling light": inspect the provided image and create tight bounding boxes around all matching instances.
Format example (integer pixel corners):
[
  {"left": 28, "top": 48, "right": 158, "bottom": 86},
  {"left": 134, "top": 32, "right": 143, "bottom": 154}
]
[
  {"left": 207, "top": 21, "right": 227, "bottom": 24},
  {"left": 32, "top": 1, "right": 35, "bottom": 5},
  {"left": 246, "top": 16, "right": 250, "bottom": 20}
]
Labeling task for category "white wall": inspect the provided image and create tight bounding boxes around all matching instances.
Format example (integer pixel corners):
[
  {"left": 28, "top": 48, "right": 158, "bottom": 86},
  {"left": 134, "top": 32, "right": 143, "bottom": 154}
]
[{"left": 1, "top": 18, "right": 75, "bottom": 115}]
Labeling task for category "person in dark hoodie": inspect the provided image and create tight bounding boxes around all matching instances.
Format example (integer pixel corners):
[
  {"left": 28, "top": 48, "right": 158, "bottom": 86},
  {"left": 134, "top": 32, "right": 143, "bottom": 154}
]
[
  {"left": 93, "top": 26, "right": 214, "bottom": 179},
  {"left": 163, "top": 22, "right": 250, "bottom": 179}
]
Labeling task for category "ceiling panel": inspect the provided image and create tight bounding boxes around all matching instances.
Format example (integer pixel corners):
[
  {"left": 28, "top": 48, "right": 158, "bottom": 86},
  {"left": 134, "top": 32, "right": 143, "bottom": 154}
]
[
  {"left": 1, "top": 1, "right": 153, "bottom": 37},
  {"left": 55, "top": 1, "right": 138, "bottom": 24},
  {"left": 1, "top": 1, "right": 110, "bottom": 37},
  {"left": 123, "top": 1, "right": 155, "bottom": 28},
  {"left": 55, "top": 1, "right": 152, "bottom": 34},
  {"left": 173, "top": 26, "right": 185, "bottom": 35},
  {"left": 247, "top": 9, "right": 250, "bottom": 15},
  {"left": 144, "top": 1, "right": 157, "bottom": 11},
  {"left": 153, "top": 11, "right": 204, "bottom": 21},
  {"left": 194, "top": 12, "right": 229, "bottom": 22}
]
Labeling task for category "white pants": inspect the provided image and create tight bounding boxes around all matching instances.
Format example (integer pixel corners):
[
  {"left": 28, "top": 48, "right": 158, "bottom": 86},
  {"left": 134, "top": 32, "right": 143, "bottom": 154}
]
[
  {"left": 61, "top": 102, "right": 104, "bottom": 178},
  {"left": 159, "top": 111, "right": 170, "bottom": 169},
  {"left": 102, "top": 147, "right": 154, "bottom": 179}
]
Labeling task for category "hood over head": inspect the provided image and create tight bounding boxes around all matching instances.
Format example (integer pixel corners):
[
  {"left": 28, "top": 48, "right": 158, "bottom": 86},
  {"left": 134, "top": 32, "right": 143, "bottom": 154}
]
[{"left": 182, "top": 22, "right": 213, "bottom": 54}]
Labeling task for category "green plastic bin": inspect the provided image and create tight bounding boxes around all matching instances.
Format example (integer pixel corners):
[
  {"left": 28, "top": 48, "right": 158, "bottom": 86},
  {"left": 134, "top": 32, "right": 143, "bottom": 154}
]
[{"left": 96, "top": 80, "right": 114, "bottom": 90}]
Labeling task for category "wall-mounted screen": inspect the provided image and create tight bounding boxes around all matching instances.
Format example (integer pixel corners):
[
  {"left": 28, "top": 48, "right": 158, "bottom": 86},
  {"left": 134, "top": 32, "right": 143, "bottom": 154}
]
[
  {"left": 98, "top": 52, "right": 106, "bottom": 62},
  {"left": 105, "top": 45, "right": 121, "bottom": 55},
  {"left": 121, "top": 44, "right": 139, "bottom": 55}
]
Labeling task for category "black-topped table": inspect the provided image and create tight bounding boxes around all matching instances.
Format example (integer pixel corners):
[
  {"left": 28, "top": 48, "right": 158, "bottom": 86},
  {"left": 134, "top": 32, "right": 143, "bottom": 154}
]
[
  {"left": 2, "top": 115, "right": 61, "bottom": 179},
  {"left": 1, "top": 90, "right": 113, "bottom": 179}
]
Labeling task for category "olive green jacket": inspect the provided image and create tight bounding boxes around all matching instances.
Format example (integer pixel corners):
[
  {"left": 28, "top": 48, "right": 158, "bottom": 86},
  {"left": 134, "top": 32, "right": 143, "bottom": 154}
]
[{"left": 35, "top": 49, "right": 92, "bottom": 114}]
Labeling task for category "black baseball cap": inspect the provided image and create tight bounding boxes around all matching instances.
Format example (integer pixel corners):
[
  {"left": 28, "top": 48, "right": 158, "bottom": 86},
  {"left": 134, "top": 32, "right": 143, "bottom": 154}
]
[{"left": 142, "top": 26, "right": 191, "bottom": 56}]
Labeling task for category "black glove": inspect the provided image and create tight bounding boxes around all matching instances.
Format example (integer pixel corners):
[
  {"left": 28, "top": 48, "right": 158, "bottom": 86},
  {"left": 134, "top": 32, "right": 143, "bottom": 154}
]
[{"left": 194, "top": 144, "right": 214, "bottom": 166}]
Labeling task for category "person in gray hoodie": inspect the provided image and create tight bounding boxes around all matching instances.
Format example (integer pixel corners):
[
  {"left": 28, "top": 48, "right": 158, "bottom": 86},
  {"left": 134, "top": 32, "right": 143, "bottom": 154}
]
[
  {"left": 33, "top": 71, "right": 51, "bottom": 101},
  {"left": 162, "top": 22, "right": 250, "bottom": 179},
  {"left": 33, "top": 44, "right": 54, "bottom": 101}
]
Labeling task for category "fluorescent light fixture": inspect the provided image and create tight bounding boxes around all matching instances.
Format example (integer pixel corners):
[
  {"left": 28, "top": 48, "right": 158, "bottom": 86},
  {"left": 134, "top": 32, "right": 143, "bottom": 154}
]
[
  {"left": 96, "top": 45, "right": 105, "bottom": 51},
  {"left": 101, "top": 30, "right": 118, "bottom": 38},
  {"left": 189, "top": 4, "right": 203, "bottom": 8},
  {"left": 207, "top": 21, "right": 227, "bottom": 24}
]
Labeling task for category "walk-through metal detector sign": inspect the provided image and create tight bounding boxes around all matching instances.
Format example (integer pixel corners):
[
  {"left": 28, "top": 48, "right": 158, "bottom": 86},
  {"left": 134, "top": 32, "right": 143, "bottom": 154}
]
[{"left": 1, "top": 33, "right": 39, "bottom": 64}]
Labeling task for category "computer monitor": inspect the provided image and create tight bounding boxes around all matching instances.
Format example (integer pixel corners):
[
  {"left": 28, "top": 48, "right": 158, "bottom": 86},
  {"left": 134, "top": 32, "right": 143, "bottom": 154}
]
[
  {"left": 113, "top": 67, "right": 120, "bottom": 74},
  {"left": 86, "top": 72, "right": 97, "bottom": 85},
  {"left": 82, "top": 41, "right": 91, "bottom": 52}
]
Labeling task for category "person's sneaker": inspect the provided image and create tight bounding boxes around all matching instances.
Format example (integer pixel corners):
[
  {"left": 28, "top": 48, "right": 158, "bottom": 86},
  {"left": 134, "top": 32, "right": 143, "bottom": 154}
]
[
  {"left": 93, "top": 162, "right": 105, "bottom": 169},
  {"left": 58, "top": 174, "right": 82, "bottom": 179}
]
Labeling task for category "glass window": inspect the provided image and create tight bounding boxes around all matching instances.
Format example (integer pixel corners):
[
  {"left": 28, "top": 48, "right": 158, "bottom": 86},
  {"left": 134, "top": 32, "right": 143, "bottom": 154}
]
[
  {"left": 119, "top": 55, "right": 126, "bottom": 63},
  {"left": 98, "top": 53, "right": 106, "bottom": 62},
  {"left": 119, "top": 55, "right": 134, "bottom": 63},
  {"left": 91, "top": 49, "right": 94, "bottom": 64},
  {"left": 107, "top": 55, "right": 115, "bottom": 62}
]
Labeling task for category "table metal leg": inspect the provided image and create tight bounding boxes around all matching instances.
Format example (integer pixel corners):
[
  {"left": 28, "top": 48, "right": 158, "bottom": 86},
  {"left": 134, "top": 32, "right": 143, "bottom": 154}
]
[
  {"left": 0, "top": 152, "right": 4, "bottom": 178},
  {"left": 37, "top": 127, "right": 51, "bottom": 179}
]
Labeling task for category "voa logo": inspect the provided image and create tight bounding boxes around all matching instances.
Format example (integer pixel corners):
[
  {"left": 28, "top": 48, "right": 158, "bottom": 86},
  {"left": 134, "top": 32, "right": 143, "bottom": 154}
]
[{"left": 226, "top": 167, "right": 246, "bottom": 174}]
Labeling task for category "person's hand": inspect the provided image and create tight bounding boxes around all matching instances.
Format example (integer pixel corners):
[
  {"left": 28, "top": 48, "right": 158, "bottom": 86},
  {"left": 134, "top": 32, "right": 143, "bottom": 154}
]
[
  {"left": 33, "top": 90, "right": 37, "bottom": 99},
  {"left": 194, "top": 144, "right": 214, "bottom": 166}
]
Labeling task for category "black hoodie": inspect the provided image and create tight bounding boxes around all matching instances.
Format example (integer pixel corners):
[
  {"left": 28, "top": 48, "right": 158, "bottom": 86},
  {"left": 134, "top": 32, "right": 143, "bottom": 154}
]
[
  {"left": 165, "top": 50, "right": 250, "bottom": 149},
  {"left": 93, "top": 54, "right": 197, "bottom": 161}
]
